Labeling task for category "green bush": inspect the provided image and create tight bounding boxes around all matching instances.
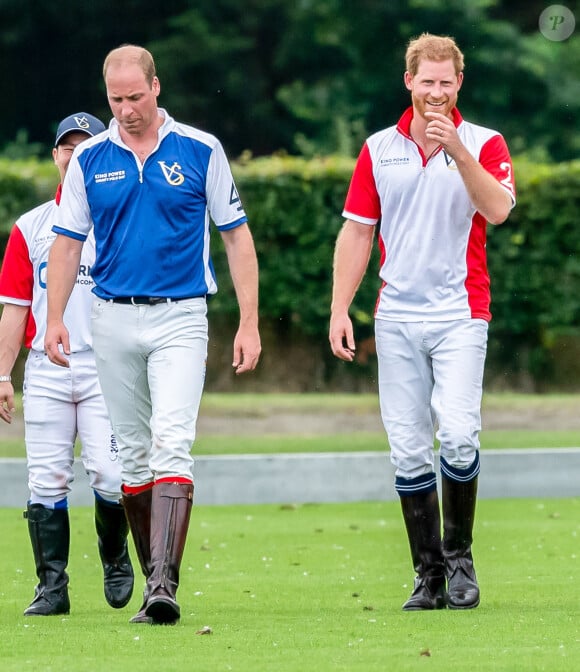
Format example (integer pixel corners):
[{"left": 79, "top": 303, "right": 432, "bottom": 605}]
[
  {"left": 210, "top": 155, "right": 376, "bottom": 391},
  {"left": 0, "top": 158, "right": 57, "bottom": 255},
  {"left": 486, "top": 160, "right": 580, "bottom": 389},
  {"left": 229, "top": 154, "right": 377, "bottom": 337},
  {"left": 2, "top": 154, "right": 580, "bottom": 391}
]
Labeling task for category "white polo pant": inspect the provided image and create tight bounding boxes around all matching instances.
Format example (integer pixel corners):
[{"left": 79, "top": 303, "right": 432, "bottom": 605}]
[
  {"left": 90, "top": 298, "right": 208, "bottom": 486},
  {"left": 23, "top": 349, "right": 121, "bottom": 504},
  {"left": 375, "top": 318, "right": 488, "bottom": 480}
]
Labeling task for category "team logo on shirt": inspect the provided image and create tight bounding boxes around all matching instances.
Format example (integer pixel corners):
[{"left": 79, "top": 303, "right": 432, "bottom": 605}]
[
  {"left": 95, "top": 170, "right": 126, "bottom": 183},
  {"left": 158, "top": 161, "right": 185, "bottom": 186},
  {"left": 443, "top": 151, "right": 458, "bottom": 170},
  {"left": 380, "top": 157, "right": 410, "bottom": 167},
  {"left": 37, "top": 261, "right": 93, "bottom": 289}
]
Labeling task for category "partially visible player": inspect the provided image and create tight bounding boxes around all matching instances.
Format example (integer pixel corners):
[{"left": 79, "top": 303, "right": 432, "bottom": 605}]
[
  {"left": 0, "top": 113, "right": 134, "bottom": 616},
  {"left": 44, "top": 46, "right": 261, "bottom": 625},
  {"left": 329, "top": 34, "right": 515, "bottom": 611}
]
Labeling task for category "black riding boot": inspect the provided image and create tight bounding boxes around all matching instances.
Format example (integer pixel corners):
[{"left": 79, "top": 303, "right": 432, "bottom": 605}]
[
  {"left": 94, "top": 497, "right": 135, "bottom": 608},
  {"left": 400, "top": 490, "right": 446, "bottom": 611},
  {"left": 144, "top": 482, "right": 194, "bottom": 625},
  {"left": 442, "top": 475, "right": 480, "bottom": 609},
  {"left": 122, "top": 487, "right": 153, "bottom": 624},
  {"left": 23, "top": 504, "right": 71, "bottom": 616}
]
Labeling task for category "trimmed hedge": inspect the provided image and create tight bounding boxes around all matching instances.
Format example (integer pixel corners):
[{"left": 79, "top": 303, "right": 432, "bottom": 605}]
[
  {"left": 1, "top": 155, "right": 579, "bottom": 391},
  {"left": 222, "top": 154, "right": 379, "bottom": 337},
  {"left": 0, "top": 158, "right": 58, "bottom": 255},
  {"left": 486, "top": 160, "right": 580, "bottom": 390}
]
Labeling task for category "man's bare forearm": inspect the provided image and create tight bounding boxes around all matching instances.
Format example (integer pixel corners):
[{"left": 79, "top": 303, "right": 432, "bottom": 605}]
[{"left": 46, "top": 235, "right": 83, "bottom": 323}]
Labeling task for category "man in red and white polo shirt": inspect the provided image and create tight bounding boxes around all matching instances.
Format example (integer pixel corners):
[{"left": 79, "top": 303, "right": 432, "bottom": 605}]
[
  {"left": 330, "top": 33, "right": 515, "bottom": 612},
  {"left": 0, "top": 113, "right": 134, "bottom": 616}
]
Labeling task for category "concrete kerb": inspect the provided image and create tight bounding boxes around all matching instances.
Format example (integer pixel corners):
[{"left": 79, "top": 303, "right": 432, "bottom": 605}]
[{"left": 1, "top": 448, "right": 579, "bottom": 507}]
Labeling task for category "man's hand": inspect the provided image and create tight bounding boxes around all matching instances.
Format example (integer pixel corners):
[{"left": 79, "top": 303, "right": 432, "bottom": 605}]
[
  {"left": 232, "top": 324, "right": 261, "bottom": 374},
  {"left": 424, "top": 111, "right": 462, "bottom": 157},
  {"left": 44, "top": 321, "right": 71, "bottom": 368},
  {"left": 329, "top": 312, "right": 356, "bottom": 362},
  {"left": 0, "top": 381, "right": 15, "bottom": 423},
  {"left": 425, "top": 112, "right": 513, "bottom": 225}
]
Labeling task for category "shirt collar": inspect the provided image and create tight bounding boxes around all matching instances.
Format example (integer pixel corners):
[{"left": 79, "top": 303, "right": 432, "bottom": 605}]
[{"left": 108, "top": 108, "right": 175, "bottom": 146}]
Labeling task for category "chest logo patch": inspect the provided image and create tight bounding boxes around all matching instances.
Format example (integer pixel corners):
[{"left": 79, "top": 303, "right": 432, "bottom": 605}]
[
  {"left": 380, "top": 157, "right": 410, "bottom": 167},
  {"left": 443, "top": 151, "right": 458, "bottom": 170},
  {"left": 158, "top": 161, "right": 185, "bottom": 186}
]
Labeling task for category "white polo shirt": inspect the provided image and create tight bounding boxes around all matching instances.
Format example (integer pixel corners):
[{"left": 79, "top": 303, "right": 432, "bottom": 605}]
[
  {"left": 0, "top": 186, "right": 96, "bottom": 352},
  {"left": 343, "top": 107, "right": 515, "bottom": 322}
]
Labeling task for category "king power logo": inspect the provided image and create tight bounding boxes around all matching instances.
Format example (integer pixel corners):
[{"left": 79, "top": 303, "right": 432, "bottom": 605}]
[{"left": 158, "top": 161, "right": 185, "bottom": 186}]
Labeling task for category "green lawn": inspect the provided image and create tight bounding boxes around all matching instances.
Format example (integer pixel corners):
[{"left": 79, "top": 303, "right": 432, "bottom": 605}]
[
  {"left": 195, "top": 391, "right": 580, "bottom": 416},
  {"left": 7, "top": 389, "right": 580, "bottom": 416},
  {"left": 1, "top": 392, "right": 579, "bottom": 457},
  {"left": 2, "top": 499, "right": 580, "bottom": 671},
  {"left": 1, "top": 430, "right": 579, "bottom": 459},
  {"left": 193, "top": 430, "right": 580, "bottom": 456}
]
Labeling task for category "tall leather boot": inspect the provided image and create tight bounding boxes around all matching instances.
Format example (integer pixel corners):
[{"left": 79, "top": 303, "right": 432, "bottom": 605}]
[
  {"left": 144, "top": 482, "right": 194, "bottom": 625},
  {"left": 442, "top": 475, "right": 480, "bottom": 609},
  {"left": 23, "top": 504, "right": 71, "bottom": 616},
  {"left": 400, "top": 490, "right": 446, "bottom": 611},
  {"left": 94, "top": 497, "right": 134, "bottom": 608},
  {"left": 122, "top": 487, "right": 153, "bottom": 624}
]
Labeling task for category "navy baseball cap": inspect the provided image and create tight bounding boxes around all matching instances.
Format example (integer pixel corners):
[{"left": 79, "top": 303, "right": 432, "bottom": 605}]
[{"left": 54, "top": 112, "right": 106, "bottom": 146}]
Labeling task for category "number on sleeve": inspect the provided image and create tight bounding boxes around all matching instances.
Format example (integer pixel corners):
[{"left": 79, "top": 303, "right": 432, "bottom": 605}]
[
  {"left": 499, "top": 162, "right": 514, "bottom": 194},
  {"left": 229, "top": 183, "right": 243, "bottom": 212}
]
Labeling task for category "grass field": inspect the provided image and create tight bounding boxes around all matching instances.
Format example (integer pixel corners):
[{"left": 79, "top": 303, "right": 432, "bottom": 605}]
[
  {"left": 1, "top": 392, "right": 579, "bottom": 457},
  {"left": 2, "top": 499, "right": 580, "bottom": 672},
  {"left": 3, "top": 430, "right": 580, "bottom": 459},
  {"left": 2, "top": 394, "right": 580, "bottom": 670}
]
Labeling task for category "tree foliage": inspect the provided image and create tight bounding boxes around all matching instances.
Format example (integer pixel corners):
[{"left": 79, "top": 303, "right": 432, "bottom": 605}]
[{"left": 0, "top": 0, "right": 577, "bottom": 160}]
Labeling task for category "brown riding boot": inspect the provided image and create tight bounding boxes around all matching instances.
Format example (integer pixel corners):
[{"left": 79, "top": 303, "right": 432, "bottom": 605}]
[
  {"left": 400, "top": 489, "right": 446, "bottom": 611},
  {"left": 442, "top": 472, "right": 480, "bottom": 609},
  {"left": 122, "top": 487, "right": 153, "bottom": 623},
  {"left": 144, "top": 481, "right": 194, "bottom": 625}
]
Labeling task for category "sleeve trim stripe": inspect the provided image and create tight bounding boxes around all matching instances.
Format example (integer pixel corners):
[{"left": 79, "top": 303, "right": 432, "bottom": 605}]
[
  {"left": 51, "top": 227, "right": 87, "bottom": 242},
  {"left": 0, "top": 296, "right": 31, "bottom": 307},
  {"left": 342, "top": 211, "right": 378, "bottom": 226}
]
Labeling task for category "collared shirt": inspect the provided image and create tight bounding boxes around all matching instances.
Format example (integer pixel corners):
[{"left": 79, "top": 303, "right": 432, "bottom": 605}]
[
  {"left": 343, "top": 107, "right": 516, "bottom": 322},
  {"left": 54, "top": 108, "right": 247, "bottom": 300},
  {"left": 0, "top": 185, "right": 96, "bottom": 351}
]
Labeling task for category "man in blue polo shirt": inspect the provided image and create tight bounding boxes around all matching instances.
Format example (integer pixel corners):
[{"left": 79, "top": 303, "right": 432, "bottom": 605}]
[{"left": 45, "top": 44, "right": 261, "bottom": 625}]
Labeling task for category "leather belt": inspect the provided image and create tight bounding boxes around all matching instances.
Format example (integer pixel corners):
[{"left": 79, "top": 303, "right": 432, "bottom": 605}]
[{"left": 110, "top": 296, "right": 194, "bottom": 305}]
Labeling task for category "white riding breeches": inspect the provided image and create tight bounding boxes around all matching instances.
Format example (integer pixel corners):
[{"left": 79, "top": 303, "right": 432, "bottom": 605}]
[
  {"left": 375, "top": 318, "right": 488, "bottom": 480},
  {"left": 23, "top": 349, "right": 121, "bottom": 504},
  {"left": 90, "top": 298, "right": 208, "bottom": 486}
]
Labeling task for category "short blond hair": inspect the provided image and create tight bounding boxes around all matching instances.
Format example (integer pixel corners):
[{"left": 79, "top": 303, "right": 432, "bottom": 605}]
[
  {"left": 103, "top": 44, "right": 157, "bottom": 86},
  {"left": 405, "top": 33, "right": 464, "bottom": 76}
]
